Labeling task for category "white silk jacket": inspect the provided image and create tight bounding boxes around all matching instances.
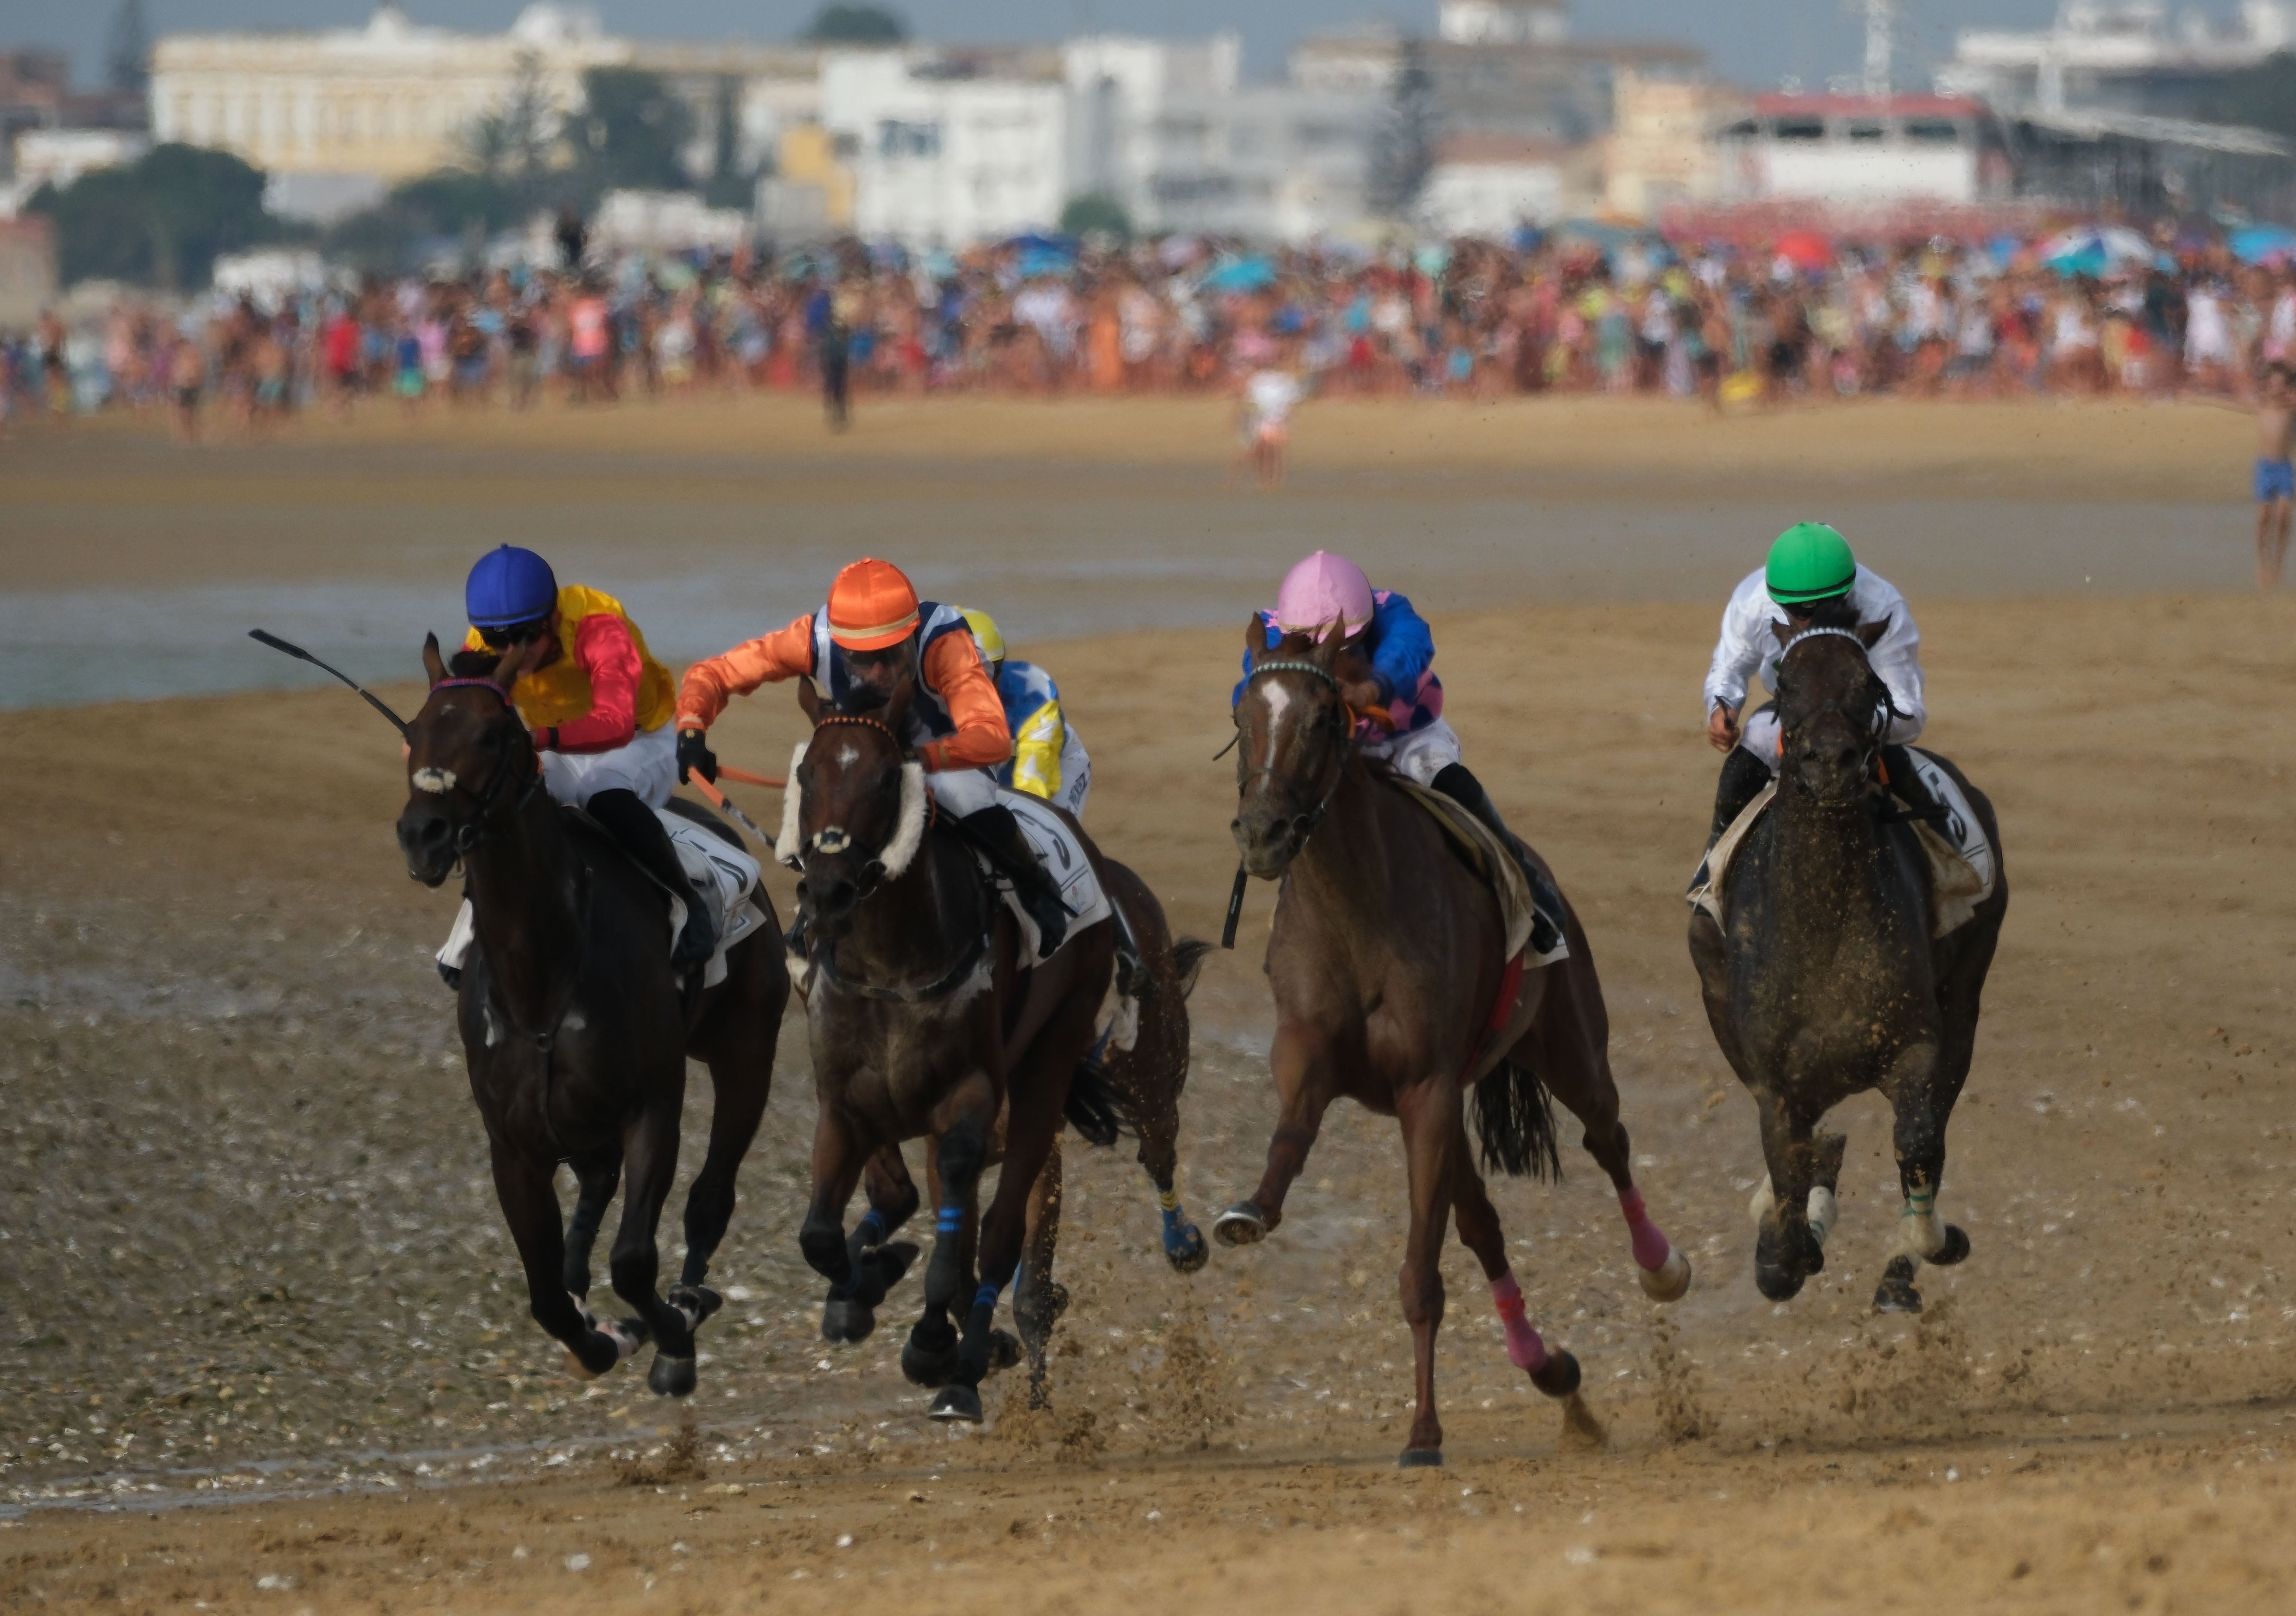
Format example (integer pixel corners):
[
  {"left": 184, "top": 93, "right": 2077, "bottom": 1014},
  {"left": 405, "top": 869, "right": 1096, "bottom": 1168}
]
[{"left": 1702, "top": 563, "right": 1925, "bottom": 745}]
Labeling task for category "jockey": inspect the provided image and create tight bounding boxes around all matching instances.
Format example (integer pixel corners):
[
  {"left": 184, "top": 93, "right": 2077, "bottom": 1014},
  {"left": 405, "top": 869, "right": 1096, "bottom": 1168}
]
[
  {"left": 1242, "top": 550, "right": 1539, "bottom": 882},
  {"left": 675, "top": 558, "right": 1071, "bottom": 956},
  {"left": 959, "top": 607, "right": 1091, "bottom": 818},
  {"left": 457, "top": 544, "right": 717, "bottom": 970},
  {"left": 1704, "top": 521, "right": 1928, "bottom": 842}
]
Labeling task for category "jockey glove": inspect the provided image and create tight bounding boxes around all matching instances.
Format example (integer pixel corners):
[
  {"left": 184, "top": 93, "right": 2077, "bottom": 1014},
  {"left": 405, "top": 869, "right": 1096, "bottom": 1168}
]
[{"left": 676, "top": 727, "right": 718, "bottom": 784}]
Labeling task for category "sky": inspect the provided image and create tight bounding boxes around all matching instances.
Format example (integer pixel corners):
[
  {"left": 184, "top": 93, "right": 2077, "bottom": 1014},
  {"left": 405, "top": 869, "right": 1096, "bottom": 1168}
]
[{"left": 10, "top": 0, "right": 2255, "bottom": 97}]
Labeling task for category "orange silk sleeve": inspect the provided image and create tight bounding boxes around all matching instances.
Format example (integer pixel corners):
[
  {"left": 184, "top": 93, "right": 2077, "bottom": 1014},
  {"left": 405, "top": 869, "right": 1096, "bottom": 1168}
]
[
  {"left": 675, "top": 614, "right": 817, "bottom": 731},
  {"left": 917, "top": 631, "right": 1013, "bottom": 772}
]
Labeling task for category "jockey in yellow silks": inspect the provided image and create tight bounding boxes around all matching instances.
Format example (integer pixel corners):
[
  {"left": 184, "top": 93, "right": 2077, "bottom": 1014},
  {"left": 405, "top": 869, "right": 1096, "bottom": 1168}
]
[{"left": 959, "top": 607, "right": 1091, "bottom": 819}]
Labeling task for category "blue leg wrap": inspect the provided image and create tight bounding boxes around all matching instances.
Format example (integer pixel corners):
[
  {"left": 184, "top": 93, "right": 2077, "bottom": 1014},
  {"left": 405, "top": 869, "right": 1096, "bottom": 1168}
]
[
  {"left": 936, "top": 1205, "right": 963, "bottom": 1234},
  {"left": 974, "top": 1279, "right": 1002, "bottom": 1313},
  {"left": 856, "top": 1209, "right": 886, "bottom": 1245}
]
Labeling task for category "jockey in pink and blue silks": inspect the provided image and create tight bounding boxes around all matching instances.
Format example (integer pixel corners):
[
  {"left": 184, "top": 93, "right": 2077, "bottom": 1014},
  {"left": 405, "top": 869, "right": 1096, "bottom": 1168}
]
[{"left": 1239, "top": 550, "right": 1542, "bottom": 887}]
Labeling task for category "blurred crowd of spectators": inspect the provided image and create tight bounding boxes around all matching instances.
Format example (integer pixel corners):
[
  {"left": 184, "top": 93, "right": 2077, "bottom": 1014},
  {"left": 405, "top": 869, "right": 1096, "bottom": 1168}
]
[{"left": 7, "top": 227, "right": 2295, "bottom": 432}]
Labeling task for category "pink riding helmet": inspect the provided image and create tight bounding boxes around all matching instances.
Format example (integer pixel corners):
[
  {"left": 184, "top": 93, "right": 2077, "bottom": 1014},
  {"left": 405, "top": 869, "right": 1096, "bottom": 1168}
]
[{"left": 1274, "top": 550, "right": 1374, "bottom": 639}]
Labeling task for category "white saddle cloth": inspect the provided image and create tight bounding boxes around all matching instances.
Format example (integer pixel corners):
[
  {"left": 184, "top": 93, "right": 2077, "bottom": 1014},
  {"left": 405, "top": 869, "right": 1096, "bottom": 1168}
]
[
  {"left": 435, "top": 806, "right": 767, "bottom": 991},
  {"left": 1687, "top": 747, "right": 1996, "bottom": 941},
  {"left": 993, "top": 787, "right": 1115, "bottom": 962}
]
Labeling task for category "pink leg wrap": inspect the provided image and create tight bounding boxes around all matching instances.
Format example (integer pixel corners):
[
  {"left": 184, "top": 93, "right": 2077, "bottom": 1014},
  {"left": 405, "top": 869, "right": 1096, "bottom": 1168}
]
[
  {"left": 1490, "top": 1271, "right": 1549, "bottom": 1371},
  {"left": 1619, "top": 1187, "right": 1675, "bottom": 1273}
]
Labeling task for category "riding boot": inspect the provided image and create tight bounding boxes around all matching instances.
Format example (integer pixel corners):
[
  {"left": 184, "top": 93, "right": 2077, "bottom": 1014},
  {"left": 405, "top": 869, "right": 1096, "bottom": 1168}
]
[
  {"left": 1879, "top": 744, "right": 1943, "bottom": 820},
  {"left": 585, "top": 788, "right": 719, "bottom": 971},
  {"left": 1430, "top": 763, "right": 1564, "bottom": 958},
  {"left": 1708, "top": 745, "right": 1775, "bottom": 846},
  {"left": 955, "top": 804, "right": 1069, "bottom": 958}
]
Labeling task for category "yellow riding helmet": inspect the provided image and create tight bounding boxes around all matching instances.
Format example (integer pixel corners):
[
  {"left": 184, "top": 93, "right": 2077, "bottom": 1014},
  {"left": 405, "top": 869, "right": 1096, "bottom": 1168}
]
[{"left": 959, "top": 607, "right": 1006, "bottom": 673}]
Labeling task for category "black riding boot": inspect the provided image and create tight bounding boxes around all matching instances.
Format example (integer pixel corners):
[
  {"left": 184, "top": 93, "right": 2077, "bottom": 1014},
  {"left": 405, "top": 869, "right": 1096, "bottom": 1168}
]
[
  {"left": 586, "top": 789, "right": 719, "bottom": 970},
  {"left": 956, "top": 804, "right": 1069, "bottom": 958},
  {"left": 1879, "top": 744, "right": 1943, "bottom": 820},
  {"left": 1708, "top": 745, "right": 1775, "bottom": 846},
  {"left": 1430, "top": 762, "right": 1564, "bottom": 957}
]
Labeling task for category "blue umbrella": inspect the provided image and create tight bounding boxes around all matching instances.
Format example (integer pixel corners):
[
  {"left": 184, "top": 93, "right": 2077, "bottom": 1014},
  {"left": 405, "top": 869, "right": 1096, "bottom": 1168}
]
[
  {"left": 1202, "top": 255, "right": 1277, "bottom": 292},
  {"left": 2231, "top": 225, "right": 2296, "bottom": 265}
]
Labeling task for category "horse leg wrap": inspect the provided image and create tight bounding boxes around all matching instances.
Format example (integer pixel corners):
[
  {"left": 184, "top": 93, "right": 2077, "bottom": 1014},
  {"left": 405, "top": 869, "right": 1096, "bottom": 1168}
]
[
  {"left": 855, "top": 1209, "right": 887, "bottom": 1249},
  {"left": 1806, "top": 1186, "right": 1839, "bottom": 1248},
  {"left": 1489, "top": 1271, "right": 1549, "bottom": 1372},
  {"left": 1894, "top": 1188, "right": 1944, "bottom": 1261},
  {"left": 1618, "top": 1188, "right": 1675, "bottom": 1273}
]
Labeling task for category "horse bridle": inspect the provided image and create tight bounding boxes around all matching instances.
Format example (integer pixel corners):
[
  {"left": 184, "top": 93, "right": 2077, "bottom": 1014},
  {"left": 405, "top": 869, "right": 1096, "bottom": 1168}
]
[
  {"left": 1775, "top": 627, "right": 1895, "bottom": 792},
  {"left": 423, "top": 677, "right": 547, "bottom": 852},
  {"left": 1236, "top": 657, "right": 1355, "bottom": 844},
  {"left": 794, "top": 711, "right": 988, "bottom": 1004}
]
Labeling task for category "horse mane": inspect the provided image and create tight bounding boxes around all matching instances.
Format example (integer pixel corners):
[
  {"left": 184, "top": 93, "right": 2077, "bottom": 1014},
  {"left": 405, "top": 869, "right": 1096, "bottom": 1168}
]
[
  {"left": 448, "top": 646, "right": 502, "bottom": 679},
  {"left": 1800, "top": 596, "right": 1863, "bottom": 634}
]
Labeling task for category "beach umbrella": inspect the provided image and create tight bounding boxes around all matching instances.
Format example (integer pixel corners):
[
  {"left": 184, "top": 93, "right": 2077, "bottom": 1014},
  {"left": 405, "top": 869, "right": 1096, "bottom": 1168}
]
[
  {"left": 1202, "top": 255, "right": 1277, "bottom": 292},
  {"left": 2230, "top": 224, "right": 2296, "bottom": 264},
  {"left": 2039, "top": 225, "right": 2154, "bottom": 276},
  {"left": 1772, "top": 229, "right": 1834, "bottom": 272}
]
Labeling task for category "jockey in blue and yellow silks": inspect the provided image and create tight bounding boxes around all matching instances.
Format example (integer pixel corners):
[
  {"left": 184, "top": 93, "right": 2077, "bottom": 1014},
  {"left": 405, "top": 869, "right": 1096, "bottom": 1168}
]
[{"left": 960, "top": 608, "right": 1091, "bottom": 819}]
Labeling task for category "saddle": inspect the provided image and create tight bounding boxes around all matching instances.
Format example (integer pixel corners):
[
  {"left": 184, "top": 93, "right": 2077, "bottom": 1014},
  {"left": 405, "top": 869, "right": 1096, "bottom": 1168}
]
[
  {"left": 1383, "top": 776, "right": 1569, "bottom": 968},
  {"left": 978, "top": 787, "right": 1116, "bottom": 961},
  {"left": 1686, "top": 747, "right": 1996, "bottom": 940}
]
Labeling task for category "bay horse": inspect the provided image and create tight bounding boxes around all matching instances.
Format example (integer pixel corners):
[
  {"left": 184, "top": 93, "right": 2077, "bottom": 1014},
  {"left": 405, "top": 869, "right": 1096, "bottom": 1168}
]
[
  {"left": 1689, "top": 603, "right": 2006, "bottom": 1313},
  {"left": 1219, "top": 622, "right": 1692, "bottom": 1467},
  {"left": 784, "top": 676, "right": 1121, "bottom": 1421},
  {"left": 395, "top": 635, "right": 788, "bottom": 1395}
]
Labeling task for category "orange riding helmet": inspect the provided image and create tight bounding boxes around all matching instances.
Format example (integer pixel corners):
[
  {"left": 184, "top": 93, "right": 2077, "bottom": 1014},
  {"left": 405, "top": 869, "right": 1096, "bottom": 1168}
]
[{"left": 825, "top": 558, "right": 921, "bottom": 652}]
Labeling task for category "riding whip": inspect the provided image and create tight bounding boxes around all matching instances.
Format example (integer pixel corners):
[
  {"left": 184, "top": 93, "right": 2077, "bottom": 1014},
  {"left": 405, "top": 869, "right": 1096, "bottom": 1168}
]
[
  {"left": 687, "top": 771, "right": 776, "bottom": 847},
  {"left": 1219, "top": 861, "right": 1248, "bottom": 949},
  {"left": 247, "top": 629, "right": 409, "bottom": 736},
  {"left": 717, "top": 764, "right": 787, "bottom": 790}
]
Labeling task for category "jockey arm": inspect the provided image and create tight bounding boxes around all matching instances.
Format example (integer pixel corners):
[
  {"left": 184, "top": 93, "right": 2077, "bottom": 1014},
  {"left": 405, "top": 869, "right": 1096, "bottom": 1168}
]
[
  {"left": 1230, "top": 589, "right": 1433, "bottom": 719},
  {"left": 1701, "top": 569, "right": 1773, "bottom": 726},
  {"left": 546, "top": 612, "right": 643, "bottom": 753},
  {"left": 674, "top": 613, "right": 817, "bottom": 732},
  {"left": 917, "top": 630, "right": 1013, "bottom": 772}
]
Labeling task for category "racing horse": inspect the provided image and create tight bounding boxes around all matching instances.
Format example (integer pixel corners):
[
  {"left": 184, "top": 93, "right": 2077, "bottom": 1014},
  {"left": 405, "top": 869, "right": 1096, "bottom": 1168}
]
[
  {"left": 784, "top": 675, "right": 1121, "bottom": 1421},
  {"left": 1689, "top": 600, "right": 2006, "bottom": 1313},
  {"left": 1217, "top": 622, "right": 1692, "bottom": 1467},
  {"left": 395, "top": 635, "right": 789, "bottom": 1396}
]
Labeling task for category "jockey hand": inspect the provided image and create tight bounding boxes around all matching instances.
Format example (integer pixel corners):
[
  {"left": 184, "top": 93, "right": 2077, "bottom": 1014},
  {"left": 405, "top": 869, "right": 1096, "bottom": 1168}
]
[
  {"left": 677, "top": 727, "right": 718, "bottom": 784},
  {"left": 1339, "top": 675, "right": 1383, "bottom": 716},
  {"left": 530, "top": 726, "right": 558, "bottom": 753},
  {"left": 1707, "top": 702, "right": 1741, "bottom": 754}
]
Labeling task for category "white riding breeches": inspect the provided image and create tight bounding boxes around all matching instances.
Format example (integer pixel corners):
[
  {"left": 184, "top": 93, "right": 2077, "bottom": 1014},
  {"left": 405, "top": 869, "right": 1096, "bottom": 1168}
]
[
  {"left": 924, "top": 765, "right": 999, "bottom": 817},
  {"left": 1738, "top": 707, "right": 1783, "bottom": 771},
  {"left": 1361, "top": 716, "right": 1463, "bottom": 787},
  {"left": 541, "top": 722, "right": 676, "bottom": 809}
]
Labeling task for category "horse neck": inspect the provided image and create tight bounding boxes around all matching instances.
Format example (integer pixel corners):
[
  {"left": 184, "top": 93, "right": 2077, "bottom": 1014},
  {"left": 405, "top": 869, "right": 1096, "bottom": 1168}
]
[
  {"left": 1765, "top": 776, "right": 1891, "bottom": 931},
  {"left": 1289, "top": 758, "right": 1395, "bottom": 936},
  {"left": 837, "top": 828, "right": 975, "bottom": 971},
  {"left": 463, "top": 787, "right": 583, "bottom": 1024}
]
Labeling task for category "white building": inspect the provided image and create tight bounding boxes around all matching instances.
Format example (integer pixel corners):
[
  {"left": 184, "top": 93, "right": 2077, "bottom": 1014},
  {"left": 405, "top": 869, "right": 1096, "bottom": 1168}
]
[
  {"left": 2, "top": 128, "right": 149, "bottom": 217},
  {"left": 1419, "top": 135, "right": 1574, "bottom": 237},
  {"left": 1716, "top": 93, "right": 2004, "bottom": 207},
  {"left": 1438, "top": 0, "right": 1570, "bottom": 46},
  {"left": 822, "top": 49, "right": 1069, "bottom": 246},
  {"left": 1938, "top": 1, "right": 2293, "bottom": 116}
]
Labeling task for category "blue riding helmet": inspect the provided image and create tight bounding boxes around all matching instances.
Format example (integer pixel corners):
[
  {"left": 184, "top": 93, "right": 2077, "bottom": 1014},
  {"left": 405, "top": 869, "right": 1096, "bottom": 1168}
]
[{"left": 465, "top": 545, "right": 558, "bottom": 628}]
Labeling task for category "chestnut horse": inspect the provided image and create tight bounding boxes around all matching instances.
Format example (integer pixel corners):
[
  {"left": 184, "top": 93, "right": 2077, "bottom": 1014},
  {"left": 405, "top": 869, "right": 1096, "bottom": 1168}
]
[
  {"left": 395, "top": 636, "right": 788, "bottom": 1396},
  {"left": 784, "top": 677, "right": 1119, "bottom": 1421},
  {"left": 1218, "top": 622, "right": 1692, "bottom": 1467},
  {"left": 1689, "top": 603, "right": 2006, "bottom": 1313}
]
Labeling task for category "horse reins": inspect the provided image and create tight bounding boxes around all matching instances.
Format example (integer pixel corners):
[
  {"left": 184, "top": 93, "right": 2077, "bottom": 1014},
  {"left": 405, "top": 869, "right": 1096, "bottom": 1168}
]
[{"left": 1223, "top": 657, "right": 1356, "bottom": 948}]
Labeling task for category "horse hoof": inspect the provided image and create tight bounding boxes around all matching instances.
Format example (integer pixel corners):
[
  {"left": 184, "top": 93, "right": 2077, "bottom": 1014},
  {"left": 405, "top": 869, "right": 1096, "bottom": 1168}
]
[
  {"left": 986, "top": 1328, "right": 1023, "bottom": 1373},
  {"left": 1165, "top": 1223, "right": 1210, "bottom": 1273},
  {"left": 1530, "top": 1349, "right": 1582, "bottom": 1400},
  {"left": 1930, "top": 1224, "right": 1972, "bottom": 1267},
  {"left": 901, "top": 1333, "right": 960, "bottom": 1389},
  {"left": 564, "top": 1347, "right": 608, "bottom": 1380},
  {"left": 647, "top": 1353, "right": 698, "bottom": 1398},
  {"left": 1873, "top": 1256, "right": 1923, "bottom": 1314},
  {"left": 1754, "top": 1261, "right": 1808, "bottom": 1303},
  {"left": 668, "top": 1285, "right": 722, "bottom": 1332},
  {"left": 1212, "top": 1203, "right": 1269, "bottom": 1247},
  {"left": 1637, "top": 1248, "right": 1693, "bottom": 1303},
  {"left": 1397, "top": 1448, "right": 1444, "bottom": 1469},
  {"left": 928, "top": 1383, "right": 984, "bottom": 1423},
  {"left": 862, "top": 1241, "right": 921, "bottom": 1293},
  {"left": 821, "top": 1296, "right": 876, "bottom": 1344}
]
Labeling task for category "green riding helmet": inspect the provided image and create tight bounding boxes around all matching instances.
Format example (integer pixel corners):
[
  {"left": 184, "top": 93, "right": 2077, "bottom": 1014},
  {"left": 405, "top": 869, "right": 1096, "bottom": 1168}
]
[{"left": 1765, "top": 522, "right": 1858, "bottom": 606}]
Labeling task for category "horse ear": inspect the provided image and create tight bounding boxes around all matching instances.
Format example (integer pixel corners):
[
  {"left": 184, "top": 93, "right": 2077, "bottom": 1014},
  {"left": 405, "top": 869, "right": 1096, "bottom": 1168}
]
[
  {"left": 1244, "top": 612, "right": 1267, "bottom": 666},
  {"left": 496, "top": 633, "right": 549, "bottom": 695},
  {"left": 883, "top": 667, "right": 914, "bottom": 738},
  {"left": 796, "top": 675, "right": 822, "bottom": 726},
  {"left": 422, "top": 633, "right": 447, "bottom": 687},
  {"left": 1856, "top": 617, "right": 1890, "bottom": 649},
  {"left": 1313, "top": 614, "right": 1348, "bottom": 664}
]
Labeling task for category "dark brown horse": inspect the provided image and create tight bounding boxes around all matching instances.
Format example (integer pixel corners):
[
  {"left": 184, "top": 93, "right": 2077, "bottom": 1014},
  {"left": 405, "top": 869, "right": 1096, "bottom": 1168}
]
[
  {"left": 1219, "top": 623, "right": 1691, "bottom": 1467},
  {"left": 1690, "top": 604, "right": 2006, "bottom": 1313},
  {"left": 395, "top": 636, "right": 788, "bottom": 1395},
  {"left": 784, "top": 676, "right": 1119, "bottom": 1421}
]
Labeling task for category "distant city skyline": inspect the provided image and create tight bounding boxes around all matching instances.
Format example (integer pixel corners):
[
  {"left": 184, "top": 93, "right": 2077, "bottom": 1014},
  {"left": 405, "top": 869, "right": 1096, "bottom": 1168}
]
[{"left": 15, "top": 0, "right": 2265, "bottom": 101}]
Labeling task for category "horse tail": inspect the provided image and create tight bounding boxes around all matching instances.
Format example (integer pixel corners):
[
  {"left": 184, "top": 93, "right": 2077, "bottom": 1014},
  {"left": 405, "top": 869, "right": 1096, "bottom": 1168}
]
[
  {"left": 1066, "top": 1055, "right": 1132, "bottom": 1149},
  {"left": 1170, "top": 937, "right": 1213, "bottom": 1000},
  {"left": 1471, "top": 1057, "right": 1561, "bottom": 1181}
]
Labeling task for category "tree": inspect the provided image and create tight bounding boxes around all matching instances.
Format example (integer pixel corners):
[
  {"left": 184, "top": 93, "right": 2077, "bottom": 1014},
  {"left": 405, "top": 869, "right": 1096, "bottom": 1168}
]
[
  {"left": 569, "top": 66, "right": 696, "bottom": 196},
  {"left": 26, "top": 143, "right": 284, "bottom": 289},
  {"left": 321, "top": 170, "right": 524, "bottom": 275},
  {"left": 1059, "top": 192, "right": 1132, "bottom": 241},
  {"left": 702, "top": 74, "right": 754, "bottom": 209},
  {"left": 106, "top": 0, "right": 149, "bottom": 95},
  {"left": 1367, "top": 37, "right": 1438, "bottom": 221},
  {"left": 801, "top": 4, "right": 908, "bottom": 43},
  {"left": 461, "top": 50, "right": 557, "bottom": 201}
]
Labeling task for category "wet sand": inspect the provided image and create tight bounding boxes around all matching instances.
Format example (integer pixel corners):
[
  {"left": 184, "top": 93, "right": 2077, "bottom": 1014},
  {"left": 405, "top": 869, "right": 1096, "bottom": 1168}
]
[{"left": 2, "top": 399, "right": 2294, "bottom": 1610}]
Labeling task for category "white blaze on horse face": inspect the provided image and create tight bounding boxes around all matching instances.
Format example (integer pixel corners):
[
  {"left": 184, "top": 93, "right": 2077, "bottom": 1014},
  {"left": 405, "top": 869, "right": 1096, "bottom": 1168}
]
[
  {"left": 1257, "top": 680, "right": 1293, "bottom": 773},
  {"left": 836, "top": 743, "right": 860, "bottom": 768},
  {"left": 411, "top": 767, "right": 457, "bottom": 794}
]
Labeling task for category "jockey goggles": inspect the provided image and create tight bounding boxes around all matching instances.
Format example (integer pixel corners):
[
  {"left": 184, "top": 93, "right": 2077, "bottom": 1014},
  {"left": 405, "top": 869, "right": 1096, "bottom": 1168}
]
[{"left": 475, "top": 616, "right": 552, "bottom": 649}]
